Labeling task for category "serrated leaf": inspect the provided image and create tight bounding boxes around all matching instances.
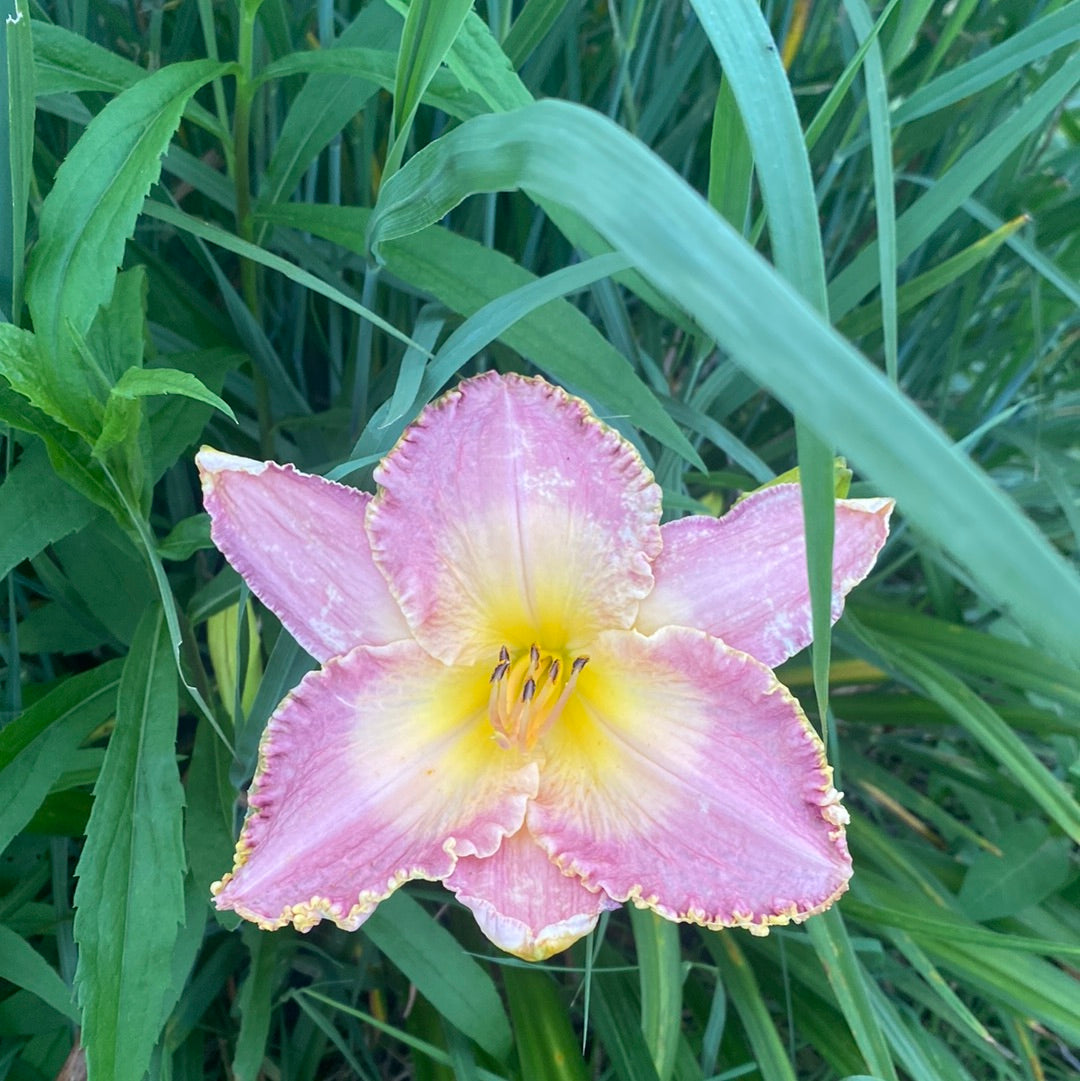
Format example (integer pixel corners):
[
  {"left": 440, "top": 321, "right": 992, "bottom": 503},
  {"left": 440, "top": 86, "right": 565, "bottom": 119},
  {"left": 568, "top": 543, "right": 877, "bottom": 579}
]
[
  {"left": 25, "top": 58, "right": 230, "bottom": 364},
  {"left": 73, "top": 605, "right": 185, "bottom": 1081},
  {"left": 94, "top": 366, "right": 236, "bottom": 458}
]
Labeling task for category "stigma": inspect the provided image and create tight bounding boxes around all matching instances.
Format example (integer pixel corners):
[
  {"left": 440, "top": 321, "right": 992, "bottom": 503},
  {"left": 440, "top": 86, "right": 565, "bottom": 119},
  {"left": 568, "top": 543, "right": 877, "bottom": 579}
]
[{"left": 488, "top": 644, "right": 588, "bottom": 751}]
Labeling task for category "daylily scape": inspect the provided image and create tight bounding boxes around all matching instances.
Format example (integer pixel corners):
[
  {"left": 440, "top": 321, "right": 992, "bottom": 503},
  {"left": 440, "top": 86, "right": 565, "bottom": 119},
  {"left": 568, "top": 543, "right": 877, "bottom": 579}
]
[{"left": 198, "top": 373, "right": 893, "bottom": 961}]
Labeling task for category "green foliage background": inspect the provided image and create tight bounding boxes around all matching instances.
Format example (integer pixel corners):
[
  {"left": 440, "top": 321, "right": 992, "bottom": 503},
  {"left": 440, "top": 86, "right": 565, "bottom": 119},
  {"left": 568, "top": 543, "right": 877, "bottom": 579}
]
[{"left": 1, "top": 1, "right": 1078, "bottom": 1079}]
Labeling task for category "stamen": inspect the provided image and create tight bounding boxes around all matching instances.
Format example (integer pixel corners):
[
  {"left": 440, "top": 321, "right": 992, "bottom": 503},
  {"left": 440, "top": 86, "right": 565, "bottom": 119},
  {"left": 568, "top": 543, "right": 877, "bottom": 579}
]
[{"left": 487, "top": 647, "right": 589, "bottom": 752}]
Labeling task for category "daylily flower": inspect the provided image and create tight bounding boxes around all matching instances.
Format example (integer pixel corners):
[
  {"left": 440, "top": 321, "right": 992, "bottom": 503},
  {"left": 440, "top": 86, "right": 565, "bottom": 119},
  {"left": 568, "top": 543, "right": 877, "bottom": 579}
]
[{"left": 198, "top": 373, "right": 892, "bottom": 961}]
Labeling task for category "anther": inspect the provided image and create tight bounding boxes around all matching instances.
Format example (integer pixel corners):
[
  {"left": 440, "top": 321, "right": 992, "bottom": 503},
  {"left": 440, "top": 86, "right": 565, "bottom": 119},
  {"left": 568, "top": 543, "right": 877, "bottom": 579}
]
[
  {"left": 522, "top": 678, "right": 536, "bottom": 702},
  {"left": 548, "top": 659, "right": 561, "bottom": 683},
  {"left": 529, "top": 644, "right": 540, "bottom": 669},
  {"left": 499, "top": 645, "right": 510, "bottom": 664},
  {"left": 571, "top": 655, "right": 590, "bottom": 676},
  {"left": 490, "top": 660, "right": 509, "bottom": 683}
]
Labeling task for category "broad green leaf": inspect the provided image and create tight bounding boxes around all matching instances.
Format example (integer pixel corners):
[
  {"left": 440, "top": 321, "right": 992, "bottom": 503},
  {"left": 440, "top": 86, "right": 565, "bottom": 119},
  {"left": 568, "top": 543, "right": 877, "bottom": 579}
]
[
  {"left": 73, "top": 605, "right": 186, "bottom": 1081},
  {"left": 95, "top": 366, "right": 236, "bottom": 457},
  {"left": 0, "top": 924, "right": 78, "bottom": 1022},
  {"left": 0, "top": 380, "right": 126, "bottom": 521},
  {"left": 83, "top": 265, "right": 148, "bottom": 386},
  {"left": 630, "top": 907, "right": 683, "bottom": 1081},
  {"left": 0, "top": 440, "right": 96, "bottom": 581},
  {"left": 157, "top": 513, "right": 213, "bottom": 561},
  {"left": 0, "top": 661, "right": 122, "bottom": 854},
  {"left": 502, "top": 965, "right": 590, "bottom": 1081},
  {"left": 366, "top": 99, "right": 1080, "bottom": 665},
  {"left": 25, "top": 58, "right": 231, "bottom": 364},
  {"left": 363, "top": 891, "right": 512, "bottom": 1060},
  {"left": 956, "top": 819, "right": 1071, "bottom": 921}
]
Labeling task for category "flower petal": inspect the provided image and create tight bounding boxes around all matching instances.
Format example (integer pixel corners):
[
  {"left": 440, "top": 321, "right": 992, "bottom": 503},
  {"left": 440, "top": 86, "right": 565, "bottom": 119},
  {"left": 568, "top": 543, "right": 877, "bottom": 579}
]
[
  {"left": 212, "top": 641, "right": 538, "bottom": 932},
  {"left": 445, "top": 826, "right": 619, "bottom": 961},
  {"left": 635, "top": 485, "right": 893, "bottom": 667},
  {"left": 367, "top": 373, "right": 662, "bottom": 665},
  {"left": 197, "top": 449, "right": 410, "bottom": 662},
  {"left": 528, "top": 627, "right": 851, "bottom": 933}
]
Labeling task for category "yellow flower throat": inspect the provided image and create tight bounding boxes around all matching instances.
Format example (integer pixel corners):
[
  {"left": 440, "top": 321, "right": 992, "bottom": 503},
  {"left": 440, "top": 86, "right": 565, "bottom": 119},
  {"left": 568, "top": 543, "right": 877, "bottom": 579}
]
[{"left": 488, "top": 644, "right": 589, "bottom": 752}]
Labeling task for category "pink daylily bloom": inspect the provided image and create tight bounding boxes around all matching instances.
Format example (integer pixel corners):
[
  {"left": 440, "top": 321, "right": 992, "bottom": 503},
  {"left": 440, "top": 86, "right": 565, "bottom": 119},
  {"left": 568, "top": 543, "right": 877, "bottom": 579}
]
[{"left": 199, "top": 373, "right": 893, "bottom": 961}]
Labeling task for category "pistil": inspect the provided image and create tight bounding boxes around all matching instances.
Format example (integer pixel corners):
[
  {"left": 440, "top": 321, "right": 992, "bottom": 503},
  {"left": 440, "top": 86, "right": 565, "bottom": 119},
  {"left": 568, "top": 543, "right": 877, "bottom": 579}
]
[{"left": 488, "top": 645, "right": 589, "bottom": 751}]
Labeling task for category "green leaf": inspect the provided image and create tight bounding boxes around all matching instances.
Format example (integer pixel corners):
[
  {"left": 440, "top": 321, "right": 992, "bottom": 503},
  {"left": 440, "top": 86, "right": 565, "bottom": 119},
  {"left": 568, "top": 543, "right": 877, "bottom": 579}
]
[
  {"left": 363, "top": 891, "right": 512, "bottom": 1060},
  {"left": 703, "top": 933, "right": 797, "bottom": 1081},
  {"left": 73, "top": 605, "right": 186, "bottom": 1081},
  {"left": 707, "top": 76, "right": 753, "bottom": 233},
  {"left": 3, "top": 0, "right": 34, "bottom": 322},
  {"left": 157, "top": 513, "right": 213, "bottom": 561},
  {"left": 0, "top": 440, "right": 97, "bottom": 581},
  {"left": 807, "top": 909, "right": 899, "bottom": 1081},
  {"left": 25, "top": 58, "right": 231, "bottom": 363},
  {"left": 0, "top": 924, "right": 78, "bottom": 1022},
  {"left": 630, "top": 908, "right": 683, "bottom": 1081},
  {"left": 956, "top": 819, "right": 1071, "bottom": 921},
  {"left": 232, "top": 926, "right": 284, "bottom": 1081},
  {"left": 0, "top": 661, "right": 122, "bottom": 854},
  {"left": 386, "top": 0, "right": 474, "bottom": 177},
  {"left": 95, "top": 366, "right": 236, "bottom": 457},
  {"left": 847, "top": 616, "right": 1080, "bottom": 843},
  {"left": 501, "top": 965, "right": 590, "bottom": 1081},
  {"left": 257, "top": 4, "right": 399, "bottom": 218},
  {"left": 829, "top": 50, "right": 1080, "bottom": 317},
  {"left": 893, "top": 1, "right": 1080, "bottom": 125},
  {"left": 366, "top": 99, "right": 1080, "bottom": 666},
  {"left": 260, "top": 202, "right": 699, "bottom": 465}
]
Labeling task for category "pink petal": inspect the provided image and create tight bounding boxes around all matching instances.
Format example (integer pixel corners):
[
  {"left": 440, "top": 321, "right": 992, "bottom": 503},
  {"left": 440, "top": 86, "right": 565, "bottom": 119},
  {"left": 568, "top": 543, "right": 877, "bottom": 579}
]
[
  {"left": 445, "top": 827, "right": 619, "bottom": 961},
  {"left": 635, "top": 485, "right": 893, "bottom": 667},
  {"left": 212, "top": 641, "right": 538, "bottom": 932},
  {"left": 367, "top": 373, "right": 662, "bottom": 666},
  {"left": 197, "top": 449, "right": 411, "bottom": 663},
  {"left": 528, "top": 627, "right": 851, "bottom": 933}
]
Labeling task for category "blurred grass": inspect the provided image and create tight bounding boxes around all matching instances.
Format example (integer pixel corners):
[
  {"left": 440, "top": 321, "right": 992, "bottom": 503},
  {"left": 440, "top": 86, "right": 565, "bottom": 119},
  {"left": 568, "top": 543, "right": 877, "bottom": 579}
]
[{"left": 1, "top": 1, "right": 1078, "bottom": 1080}]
